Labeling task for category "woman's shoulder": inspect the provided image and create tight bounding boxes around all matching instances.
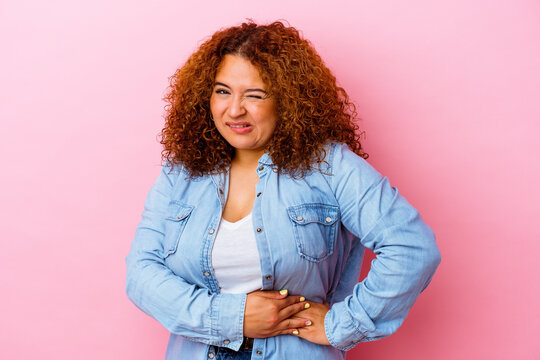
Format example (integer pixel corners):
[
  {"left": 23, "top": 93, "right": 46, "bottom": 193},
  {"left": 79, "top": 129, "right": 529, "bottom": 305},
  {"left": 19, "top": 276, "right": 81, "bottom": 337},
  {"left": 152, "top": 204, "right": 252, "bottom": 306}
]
[
  {"left": 159, "top": 162, "right": 198, "bottom": 185},
  {"left": 315, "top": 142, "right": 384, "bottom": 196},
  {"left": 324, "top": 142, "right": 376, "bottom": 174},
  {"left": 160, "top": 162, "right": 184, "bottom": 179}
]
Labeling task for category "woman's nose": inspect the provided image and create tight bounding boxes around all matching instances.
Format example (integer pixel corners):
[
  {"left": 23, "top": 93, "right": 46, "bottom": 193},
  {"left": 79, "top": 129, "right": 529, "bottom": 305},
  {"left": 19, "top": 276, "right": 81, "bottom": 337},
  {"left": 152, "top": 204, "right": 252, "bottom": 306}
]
[{"left": 227, "top": 95, "right": 247, "bottom": 118}]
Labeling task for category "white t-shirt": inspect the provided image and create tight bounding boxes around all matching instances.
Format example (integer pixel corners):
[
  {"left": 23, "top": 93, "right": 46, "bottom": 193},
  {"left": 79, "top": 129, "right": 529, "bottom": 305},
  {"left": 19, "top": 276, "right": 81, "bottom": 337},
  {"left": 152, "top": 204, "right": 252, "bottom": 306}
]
[{"left": 211, "top": 213, "right": 263, "bottom": 294}]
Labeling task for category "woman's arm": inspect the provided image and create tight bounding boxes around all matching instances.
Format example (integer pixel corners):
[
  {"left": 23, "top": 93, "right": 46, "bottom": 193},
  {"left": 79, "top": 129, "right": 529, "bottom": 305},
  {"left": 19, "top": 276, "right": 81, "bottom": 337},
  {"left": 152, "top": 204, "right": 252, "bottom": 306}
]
[
  {"left": 296, "top": 144, "right": 441, "bottom": 350},
  {"left": 126, "top": 165, "right": 308, "bottom": 350},
  {"left": 126, "top": 165, "right": 247, "bottom": 349}
]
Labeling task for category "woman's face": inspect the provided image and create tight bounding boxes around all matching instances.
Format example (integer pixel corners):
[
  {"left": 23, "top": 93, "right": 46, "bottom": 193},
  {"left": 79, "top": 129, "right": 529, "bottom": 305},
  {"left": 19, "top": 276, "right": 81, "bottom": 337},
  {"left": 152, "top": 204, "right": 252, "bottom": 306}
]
[{"left": 210, "top": 54, "right": 279, "bottom": 157}]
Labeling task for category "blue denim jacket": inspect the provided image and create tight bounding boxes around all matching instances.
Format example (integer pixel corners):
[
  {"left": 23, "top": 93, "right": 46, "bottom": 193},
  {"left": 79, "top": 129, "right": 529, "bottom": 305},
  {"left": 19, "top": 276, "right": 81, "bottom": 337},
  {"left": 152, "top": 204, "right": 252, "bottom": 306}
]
[{"left": 125, "top": 143, "right": 441, "bottom": 359}]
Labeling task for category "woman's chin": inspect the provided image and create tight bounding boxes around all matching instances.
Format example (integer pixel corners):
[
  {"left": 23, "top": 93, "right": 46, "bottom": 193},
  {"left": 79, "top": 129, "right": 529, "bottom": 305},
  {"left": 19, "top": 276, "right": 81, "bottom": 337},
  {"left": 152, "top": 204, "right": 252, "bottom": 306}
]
[{"left": 229, "top": 143, "right": 267, "bottom": 155}]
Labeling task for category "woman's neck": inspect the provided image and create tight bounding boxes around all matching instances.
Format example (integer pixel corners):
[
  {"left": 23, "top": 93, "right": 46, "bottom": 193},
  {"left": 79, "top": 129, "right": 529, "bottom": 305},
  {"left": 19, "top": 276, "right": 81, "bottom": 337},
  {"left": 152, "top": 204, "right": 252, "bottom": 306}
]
[{"left": 232, "top": 148, "right": 266, "bottom": 169}]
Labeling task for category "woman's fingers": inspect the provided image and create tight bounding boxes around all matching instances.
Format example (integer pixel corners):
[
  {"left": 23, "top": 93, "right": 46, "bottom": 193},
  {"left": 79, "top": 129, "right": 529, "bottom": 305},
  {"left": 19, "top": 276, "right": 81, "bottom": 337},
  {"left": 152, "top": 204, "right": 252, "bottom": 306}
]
[
  {"left": 244, "top": 291, "right": 308, "bottom": 338},
  {"left": 287, "top": 302, "right": 332, "bottom": 345},
  {"left": 282, "top": 317, "right": 312, "bottom": 330},
  {"left": 278, "top": 298, "right": 310, "bottom": 319},
  {"left": 273, "top": 317, "right": 312, "bottom": 336},
  {"left": 247, "top": 290, "right": 305, "bottom": 307},
  {"left": 252, "top": 289, "right": 289, "bottom": 299}
]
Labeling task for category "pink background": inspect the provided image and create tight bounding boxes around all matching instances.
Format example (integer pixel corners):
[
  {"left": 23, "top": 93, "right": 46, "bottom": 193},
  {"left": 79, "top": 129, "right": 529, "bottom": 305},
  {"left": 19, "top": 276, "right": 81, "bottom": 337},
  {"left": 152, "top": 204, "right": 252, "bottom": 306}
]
[{"left": 1, "top": 0, "right": 539, "bottom": 359}]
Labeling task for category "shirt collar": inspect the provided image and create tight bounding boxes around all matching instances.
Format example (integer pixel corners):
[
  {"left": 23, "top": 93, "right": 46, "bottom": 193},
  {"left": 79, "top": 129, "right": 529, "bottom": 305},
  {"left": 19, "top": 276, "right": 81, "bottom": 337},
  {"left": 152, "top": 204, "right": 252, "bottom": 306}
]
[{"left": 257, "top": 153, "right": 274, "bottom": 166}]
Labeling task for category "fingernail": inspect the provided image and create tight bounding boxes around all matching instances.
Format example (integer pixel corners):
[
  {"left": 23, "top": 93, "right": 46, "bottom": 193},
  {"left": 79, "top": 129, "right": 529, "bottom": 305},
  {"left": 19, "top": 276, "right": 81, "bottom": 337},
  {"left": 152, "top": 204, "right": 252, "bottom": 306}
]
[
  {"left": 299, "top": 296, "right": 305, "bottom": 302},
  {"left": 280, "top": 289, "right": 288, "bottom": 295},
  {"left": 304, "top": 303, "right": 310, "bottom": 309},
  {"left": 305, "top": 320, "right": 312, "bottom": 326},
  {"left": 292, "top": 330, "right": 299, "bottom": 335}
]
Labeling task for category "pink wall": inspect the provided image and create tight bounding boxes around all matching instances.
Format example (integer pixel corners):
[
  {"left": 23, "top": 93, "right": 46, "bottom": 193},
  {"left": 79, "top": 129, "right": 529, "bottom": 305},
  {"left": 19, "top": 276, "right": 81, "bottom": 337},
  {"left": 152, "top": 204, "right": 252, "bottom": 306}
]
[{"left": 1, "top": 0, "right": 539, "bottom": 359}]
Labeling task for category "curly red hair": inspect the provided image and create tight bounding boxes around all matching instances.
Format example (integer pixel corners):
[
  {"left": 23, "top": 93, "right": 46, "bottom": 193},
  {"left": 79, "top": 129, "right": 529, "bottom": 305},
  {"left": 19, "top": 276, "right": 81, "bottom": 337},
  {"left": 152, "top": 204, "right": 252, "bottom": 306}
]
[{"left": 161, "top": 20, "right": 367, "bottom": 178}]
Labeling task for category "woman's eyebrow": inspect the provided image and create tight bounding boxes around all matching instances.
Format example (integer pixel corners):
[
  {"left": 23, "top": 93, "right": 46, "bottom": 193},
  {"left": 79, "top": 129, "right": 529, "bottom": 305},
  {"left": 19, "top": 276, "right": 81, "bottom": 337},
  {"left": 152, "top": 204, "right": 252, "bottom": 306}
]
[
  {"left": 245, "top": 88, "right": 267, "bottom": 93},
  {"left": 214, "top": 81, "right": 230, "bottom": 88},
  {"left": 214, "top": 82, "right": 267, "bottom": 93}
]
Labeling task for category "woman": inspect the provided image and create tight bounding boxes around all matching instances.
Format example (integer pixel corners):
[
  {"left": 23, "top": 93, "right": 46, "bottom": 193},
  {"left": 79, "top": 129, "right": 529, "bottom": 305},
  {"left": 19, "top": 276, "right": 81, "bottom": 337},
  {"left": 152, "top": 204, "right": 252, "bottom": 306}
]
[{"left": 126, "top": 21, "right": 441, "bottom": 360}]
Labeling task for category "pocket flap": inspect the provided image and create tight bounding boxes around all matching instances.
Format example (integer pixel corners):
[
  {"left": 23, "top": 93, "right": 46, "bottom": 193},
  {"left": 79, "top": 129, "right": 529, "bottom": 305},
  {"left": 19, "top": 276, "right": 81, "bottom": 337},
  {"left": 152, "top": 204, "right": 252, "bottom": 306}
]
[
  {"left": 287, "top": 203, "right": 339, "bottom": 226},
  {"left": 166, "top": 202, "right": 194, "bottom": 221}
]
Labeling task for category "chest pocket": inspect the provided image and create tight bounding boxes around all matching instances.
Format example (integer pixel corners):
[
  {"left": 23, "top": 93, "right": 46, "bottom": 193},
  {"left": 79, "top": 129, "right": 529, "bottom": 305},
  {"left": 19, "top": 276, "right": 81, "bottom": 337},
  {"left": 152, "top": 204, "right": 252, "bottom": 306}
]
[
  {"left": 163, "top": 202, "right": 194, "bottom": 259},
  {"left": 287, "top": 203, "right": 340, "bottom": 262}
]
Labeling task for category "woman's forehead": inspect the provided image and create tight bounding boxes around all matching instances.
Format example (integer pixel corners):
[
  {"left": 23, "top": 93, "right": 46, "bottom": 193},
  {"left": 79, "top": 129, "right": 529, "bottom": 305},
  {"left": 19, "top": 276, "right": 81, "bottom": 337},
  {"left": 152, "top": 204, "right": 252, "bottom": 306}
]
[{"left": 214, "top": 55, "right": 267, "bottom": 89}]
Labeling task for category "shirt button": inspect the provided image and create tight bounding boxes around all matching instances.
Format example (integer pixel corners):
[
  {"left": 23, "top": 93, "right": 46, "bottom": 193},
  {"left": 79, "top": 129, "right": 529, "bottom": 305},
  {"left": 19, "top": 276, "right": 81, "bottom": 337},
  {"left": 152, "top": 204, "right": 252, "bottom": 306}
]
[
  {"left": 265, "top": 275, "right": 272, "bottom": 280},
  {"left": 177, "top": 214, "right": 183, "bottom": 219},
  {"left": 256, "top": 350, "right": 262, "bottom": 355},
  {"left": 219, "top": 188, "right": 224, "bottom": 194},
  {"left": 256, "top": 227, "right": 262, "bottom": 232},
  {"left": 209, "top": 229, "right": 215, "bottom": 234},
  {"left": 296, "top": 216, "right": 303, "bottom": 221},
  {"left": 208, "top": 352, "right": 215, "bottom": 359},
  {"left": 258, "top": 166, "right": 264, "bottom": 171},
  {"left": 256, "top": 192, "right": 262, "bottom": 197},
  {"left": 223, "top": 339, "right": 230, "bottom": 345},
  {"left": 325, "top": 217, "right": 332, "bottom": 223},
  {"left": 204, "top": 271, "right": 211, "bottom": 277}
]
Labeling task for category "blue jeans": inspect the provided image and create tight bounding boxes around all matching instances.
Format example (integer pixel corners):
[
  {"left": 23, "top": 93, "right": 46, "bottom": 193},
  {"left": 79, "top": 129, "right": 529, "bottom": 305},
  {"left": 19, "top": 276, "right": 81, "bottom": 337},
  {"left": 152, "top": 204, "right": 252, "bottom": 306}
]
[{"left": 213, "top": 346, "right": 253, "bottom": 360}]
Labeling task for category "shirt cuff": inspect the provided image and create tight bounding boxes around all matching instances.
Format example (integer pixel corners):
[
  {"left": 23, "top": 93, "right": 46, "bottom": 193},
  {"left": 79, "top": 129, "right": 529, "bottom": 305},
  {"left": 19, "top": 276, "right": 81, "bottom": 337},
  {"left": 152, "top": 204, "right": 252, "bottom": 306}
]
[
  {"left": 324, "top": 300, "right": 373, "bottom": 351},
  {"left": 212, "top": 293, "right": 247, "bottom": 351}
]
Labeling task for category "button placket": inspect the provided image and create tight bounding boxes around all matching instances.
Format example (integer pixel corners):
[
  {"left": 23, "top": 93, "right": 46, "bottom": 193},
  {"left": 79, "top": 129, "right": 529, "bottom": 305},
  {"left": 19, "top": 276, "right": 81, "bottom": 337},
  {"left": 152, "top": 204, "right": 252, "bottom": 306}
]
[
  {"left": 254, "top": 168, "right": 273, "bottom": 291},
  {"left": 203, "top": 227, "right": 215, "bottom": 279}
]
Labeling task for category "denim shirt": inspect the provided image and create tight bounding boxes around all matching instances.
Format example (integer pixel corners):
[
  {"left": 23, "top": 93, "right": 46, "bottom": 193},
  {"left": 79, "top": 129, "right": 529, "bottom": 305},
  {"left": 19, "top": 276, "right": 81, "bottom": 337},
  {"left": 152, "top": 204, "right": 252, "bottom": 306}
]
[{"left": 125, "top": 142, "right": 441, "bottom": 360}]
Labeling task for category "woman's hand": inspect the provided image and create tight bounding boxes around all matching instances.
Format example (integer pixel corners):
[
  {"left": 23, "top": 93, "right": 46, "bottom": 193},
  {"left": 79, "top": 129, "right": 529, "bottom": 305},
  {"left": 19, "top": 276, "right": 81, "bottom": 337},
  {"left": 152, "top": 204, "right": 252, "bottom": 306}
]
[
  {"left": 243, "top": 290, "right": 311, "bottom": 338},
  {"left": 291, "top": 301, "right": 331, "bottom": 345}
]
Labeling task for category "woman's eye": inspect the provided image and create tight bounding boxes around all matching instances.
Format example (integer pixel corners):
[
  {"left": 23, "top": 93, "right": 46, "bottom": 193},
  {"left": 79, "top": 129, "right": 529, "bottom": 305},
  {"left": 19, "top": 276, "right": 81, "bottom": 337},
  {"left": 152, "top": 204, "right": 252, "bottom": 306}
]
[
  {"left": 215, "top": 89, "right": 229, "bottom": 95},
  {"left": 247, "top": 95, "right": 263, "bottom": 99}
]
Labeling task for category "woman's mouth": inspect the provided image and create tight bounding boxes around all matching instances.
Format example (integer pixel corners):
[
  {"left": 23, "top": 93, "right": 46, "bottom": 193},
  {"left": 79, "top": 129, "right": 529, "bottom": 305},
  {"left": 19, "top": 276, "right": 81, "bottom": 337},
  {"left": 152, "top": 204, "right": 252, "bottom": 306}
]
[{"left": 226, "top": 122, "right": 253, "bottom": 134}]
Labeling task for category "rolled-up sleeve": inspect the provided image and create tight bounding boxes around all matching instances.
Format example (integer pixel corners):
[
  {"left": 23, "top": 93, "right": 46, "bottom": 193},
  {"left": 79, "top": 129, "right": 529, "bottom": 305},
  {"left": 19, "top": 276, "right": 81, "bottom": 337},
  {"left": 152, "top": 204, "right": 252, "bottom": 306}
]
[
  {"left": 125, "top": 165, "right": 246, "bottom": 350},
  {"left": 325, "top": 144, "right": 441, "bottom": 351}
]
